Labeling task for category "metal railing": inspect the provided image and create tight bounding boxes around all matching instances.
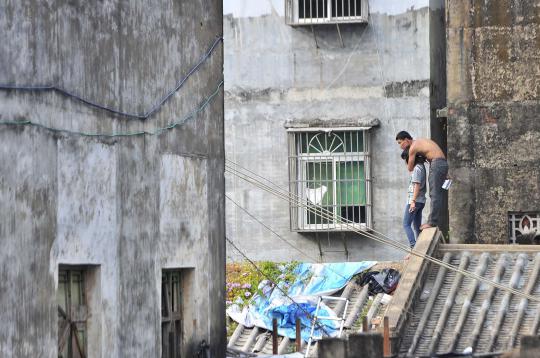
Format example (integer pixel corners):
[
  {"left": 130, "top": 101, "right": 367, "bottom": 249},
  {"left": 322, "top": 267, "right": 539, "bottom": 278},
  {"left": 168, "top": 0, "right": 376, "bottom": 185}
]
[
  {"left": 287, "top": 129, "right": 372, "bottom": 231},
  {"left": 285, "top": 0, "right": 369, "bottom": 26}
]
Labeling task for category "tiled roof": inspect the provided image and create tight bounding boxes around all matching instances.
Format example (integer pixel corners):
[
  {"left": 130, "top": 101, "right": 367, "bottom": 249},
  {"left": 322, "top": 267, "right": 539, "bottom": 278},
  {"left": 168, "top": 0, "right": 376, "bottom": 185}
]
[
  {"left": 387, "top": 229, "right": 540, "bottom": 357},
  {"left": 227, "top": 279, "right": 390, "bottom": 356}
]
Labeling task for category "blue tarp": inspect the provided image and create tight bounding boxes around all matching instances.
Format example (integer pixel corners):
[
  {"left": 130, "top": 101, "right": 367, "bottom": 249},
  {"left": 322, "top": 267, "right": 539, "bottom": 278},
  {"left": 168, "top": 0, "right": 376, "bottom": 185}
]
[{"left": 227, "top": 262, "right": 376, "bottom": 341}]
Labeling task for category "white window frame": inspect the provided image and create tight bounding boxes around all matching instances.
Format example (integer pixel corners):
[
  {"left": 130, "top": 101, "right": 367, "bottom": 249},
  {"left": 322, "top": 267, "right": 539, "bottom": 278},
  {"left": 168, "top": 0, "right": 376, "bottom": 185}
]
[
  {"left": 285, "top": 0, "right": 369, "bottom": 26},
  {"left": 287, "top": 128, "right": 372, "bottom": 232}
]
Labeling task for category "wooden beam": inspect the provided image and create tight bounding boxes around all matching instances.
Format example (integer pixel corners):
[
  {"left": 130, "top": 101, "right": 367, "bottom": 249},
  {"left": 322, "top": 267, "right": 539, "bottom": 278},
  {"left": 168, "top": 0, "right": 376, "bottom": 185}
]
[
  {"left": 296, "top": 318, "right": 302, "bottom": 352},
  {"left": 272, "top": 318, "right": 278, "bottom": 354},
  {"left": 383, "top": 316, "right": 391, "bottom": 357}
]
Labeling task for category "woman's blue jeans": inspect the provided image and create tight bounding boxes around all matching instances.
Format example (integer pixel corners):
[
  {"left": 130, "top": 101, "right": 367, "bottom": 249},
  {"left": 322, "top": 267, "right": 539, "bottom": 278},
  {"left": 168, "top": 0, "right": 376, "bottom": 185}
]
[{"left": 403, "top": 202, "right": 425, "bottom": 248}]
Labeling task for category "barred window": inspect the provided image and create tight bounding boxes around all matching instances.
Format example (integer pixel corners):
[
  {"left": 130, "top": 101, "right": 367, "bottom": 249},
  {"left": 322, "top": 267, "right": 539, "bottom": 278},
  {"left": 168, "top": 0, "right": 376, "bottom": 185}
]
[
  {"left": 286, "top": 0, "right": 369, "bottom": 26},
  {"left": 288, "top": 129, "right": 371, "bottom": 231},
  {"left": 509, "top": 212, "right": 540, "bottom": 244}
]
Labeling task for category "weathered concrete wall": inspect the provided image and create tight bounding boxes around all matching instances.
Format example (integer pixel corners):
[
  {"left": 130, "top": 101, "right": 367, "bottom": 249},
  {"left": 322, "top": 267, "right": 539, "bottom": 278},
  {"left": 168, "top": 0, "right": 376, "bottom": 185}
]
[
  {"left": 224, "top": 0, "right": 445, "bottom": 261},
  {"left": 447, "top": 1, "right": 540, "bottom": 243},
  {"left": 0, "top": 1, "right": 225, "bottom": 357}
]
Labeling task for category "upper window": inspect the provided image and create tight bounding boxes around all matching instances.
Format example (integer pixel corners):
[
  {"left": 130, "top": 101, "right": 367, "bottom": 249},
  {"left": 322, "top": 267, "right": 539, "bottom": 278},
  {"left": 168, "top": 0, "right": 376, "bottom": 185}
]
[
  {"left": 285, "top": 0, "right": 369, "bottom": 26},
  {"left": 288, "top": 129, "right": 371, "bottom": 231}
]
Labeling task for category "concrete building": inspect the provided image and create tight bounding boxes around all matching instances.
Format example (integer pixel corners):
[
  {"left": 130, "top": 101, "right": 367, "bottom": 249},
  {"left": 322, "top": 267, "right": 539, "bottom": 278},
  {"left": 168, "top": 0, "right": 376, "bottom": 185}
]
[
  {"left": 0, "top": 1, "right": 224, "bottom": 357},
  {"left": 224, "top": 0, "right": 446, "bottom": 262},
  {"left": 446, "top": 1, "right": 540, "bottom": 244}
]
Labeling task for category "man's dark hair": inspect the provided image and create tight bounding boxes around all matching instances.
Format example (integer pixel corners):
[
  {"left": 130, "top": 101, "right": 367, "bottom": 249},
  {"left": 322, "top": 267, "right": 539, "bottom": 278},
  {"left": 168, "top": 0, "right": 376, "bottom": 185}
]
[{"left": 396, "top": 131, "right": 413, "bottom": 141}]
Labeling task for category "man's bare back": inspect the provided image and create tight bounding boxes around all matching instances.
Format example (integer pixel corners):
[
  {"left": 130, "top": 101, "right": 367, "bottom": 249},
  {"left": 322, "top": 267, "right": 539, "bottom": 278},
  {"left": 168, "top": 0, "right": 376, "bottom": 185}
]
[
  {"left": 407, "top": 139, "right": 445, "bottom": 172},
  {"left": 409, "top": 138, "right": 445, "bottom": 161}
]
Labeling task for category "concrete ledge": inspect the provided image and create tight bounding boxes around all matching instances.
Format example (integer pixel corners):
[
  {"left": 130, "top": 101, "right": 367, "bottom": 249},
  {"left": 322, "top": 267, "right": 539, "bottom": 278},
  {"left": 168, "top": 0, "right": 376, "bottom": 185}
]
[
  {"left": 439, "top": 244, "right": 540, "bottom": 253},
  {"left": 385, "top": 227, "right": 441, "bottom": 354},
  {"left": 283, "top": 117, "right": 380, "bottom": 130}
]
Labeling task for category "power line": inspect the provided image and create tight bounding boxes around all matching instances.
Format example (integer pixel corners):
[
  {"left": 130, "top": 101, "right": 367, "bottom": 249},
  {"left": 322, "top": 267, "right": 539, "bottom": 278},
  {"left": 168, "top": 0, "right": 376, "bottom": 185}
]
[
  {"left": 224, "top": 159, "right": 540, "bottom": 303},
  {"left": 225, "top": 173, "right": 426, "bottom": 327},
  {"left": 0, "top": 80, "right": 223, "bottom": 137},
  {"left": 226, "top": 194, "right": 359, "bottom": 282},
  {"left": 226, "top": 236, "right": 333, "bottom": 337},
  {"left": 226, "top": 194, "right": 319, "bottom": 263},
  {"left": 0, "top": 36, "right": 223, "bottom": 120}
]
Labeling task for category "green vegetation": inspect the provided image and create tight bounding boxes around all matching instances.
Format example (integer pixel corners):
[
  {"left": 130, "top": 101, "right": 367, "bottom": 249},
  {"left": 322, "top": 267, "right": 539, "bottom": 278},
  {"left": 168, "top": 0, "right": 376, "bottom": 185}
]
[{"left": 225, "top": 261, "right": 300, "bottom": 307}]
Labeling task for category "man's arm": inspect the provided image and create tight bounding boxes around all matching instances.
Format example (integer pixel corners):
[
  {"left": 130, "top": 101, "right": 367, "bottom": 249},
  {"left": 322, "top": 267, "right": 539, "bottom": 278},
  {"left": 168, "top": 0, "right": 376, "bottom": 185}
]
[{"left": 407, "top": 144, "right": 417, "bottom": 172}]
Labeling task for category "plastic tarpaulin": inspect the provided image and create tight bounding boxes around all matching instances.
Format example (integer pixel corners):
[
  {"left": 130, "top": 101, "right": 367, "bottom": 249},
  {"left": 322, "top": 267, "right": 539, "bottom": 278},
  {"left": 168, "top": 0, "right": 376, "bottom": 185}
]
[{"left": 227, "top": 261, "right": 376, "bottom": 342}]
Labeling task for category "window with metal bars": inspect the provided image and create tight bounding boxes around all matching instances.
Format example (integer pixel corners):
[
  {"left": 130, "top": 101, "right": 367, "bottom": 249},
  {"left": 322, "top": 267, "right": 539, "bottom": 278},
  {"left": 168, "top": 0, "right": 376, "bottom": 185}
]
[
  {"left": 288, "top": 130, "right": 371, "bottom": 231},
  {"left": 508, "top": 212, "right": 540, "bottom": 244},
  {"left": 162, "top": 270, "right": 183, "bottom": 358},
  {"left": 57, "top": 268, "right": 88, "bottom": 358},
  {"left": 285, "top": 0, "right": 368, "bottom": 25}
]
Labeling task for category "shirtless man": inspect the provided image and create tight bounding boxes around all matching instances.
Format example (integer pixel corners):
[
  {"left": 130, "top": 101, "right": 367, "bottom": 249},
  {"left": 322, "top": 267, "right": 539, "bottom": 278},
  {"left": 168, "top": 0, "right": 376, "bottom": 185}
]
[{"left": 396, "top": 131, "right": 448, "bottom": 230}]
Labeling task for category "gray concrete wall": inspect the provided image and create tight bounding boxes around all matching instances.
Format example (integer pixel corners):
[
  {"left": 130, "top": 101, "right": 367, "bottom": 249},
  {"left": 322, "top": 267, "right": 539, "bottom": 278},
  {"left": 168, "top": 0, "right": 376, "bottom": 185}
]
[
  {"left": 446, "top": 1, "right": 540, "bottom": 243},
  {"left": 224, "top": 0, "right": 444, "bottom": 262},
  {"left": 0, "top": 1, "right": 225, "bottom": 357}
]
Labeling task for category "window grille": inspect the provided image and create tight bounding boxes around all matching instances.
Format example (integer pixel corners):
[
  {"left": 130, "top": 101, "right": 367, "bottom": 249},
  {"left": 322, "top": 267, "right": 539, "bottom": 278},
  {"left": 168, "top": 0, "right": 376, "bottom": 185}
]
[
  {"left": 285, "top": 0, "right": 369, "bottom": 26},
  {"left": 509, "top": 212, "right": 540, "bottom": 244},
  {"left": 162, "top": 270, "right": 183, "bottom": 358},
  {"left": 288, "top": 129, "right": 372, "bottom": 231},
  {"left": 58, "top": 268, "right": 88, "bottom": 358}
]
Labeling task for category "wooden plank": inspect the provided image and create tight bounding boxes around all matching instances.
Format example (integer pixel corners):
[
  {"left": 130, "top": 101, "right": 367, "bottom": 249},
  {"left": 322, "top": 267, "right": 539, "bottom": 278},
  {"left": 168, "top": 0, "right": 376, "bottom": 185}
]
[
  {"left": 272, "top": 318, "right": 278, "bottom": 354},
  {"left": 296, "top": 318, "right": 302, "bottom": 352},
  {"left": 383, "top": 316, "right": 391, "bottom": 357}
]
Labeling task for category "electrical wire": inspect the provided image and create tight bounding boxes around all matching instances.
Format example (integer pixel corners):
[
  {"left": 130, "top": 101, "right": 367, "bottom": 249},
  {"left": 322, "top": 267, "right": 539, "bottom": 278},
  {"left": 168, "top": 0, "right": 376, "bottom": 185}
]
[
  {"left": 226, "top": 194, "right": 365, "bottom": 282},
  {"left": 226, "top": 194, "right": 320, "bottom": 263},
  {"left": 226, "top": 236, "right": 333, "bottom": 338},
  {"left": 225, "top": 160, "right": 538, "bottom": 301},
  {"left": 224, "top": 159, "right": 540, "bottom": 303},
  {"left": 0, "top": 80, "right": 223, "bottom": 137},
  {"left": 226, "top": 162, "right": 516, "bottom": 354},
  {"left": 0, "top": 36, "right": 223, "bottom": 120}
]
